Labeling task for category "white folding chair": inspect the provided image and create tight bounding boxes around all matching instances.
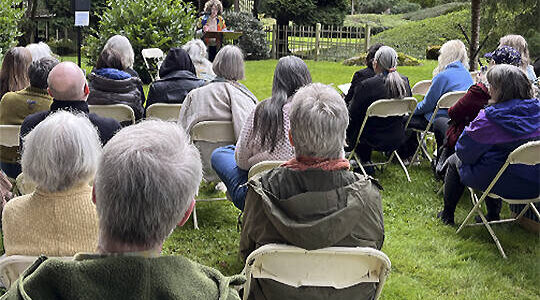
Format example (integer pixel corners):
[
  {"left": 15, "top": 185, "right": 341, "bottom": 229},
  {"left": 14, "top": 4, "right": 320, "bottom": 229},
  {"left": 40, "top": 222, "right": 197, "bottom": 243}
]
[
  {"left": 243, "top": 244, "right": 391, "bottom": 300},
  {"left": 0, "top": 125, "right": 21, "bottom": 148},
  {"left": 141, "top": 48, "right": 164, "bottom": 81},
  {"left": 0, "top": 255, "right": 73, "bottom": 289},
  {"left": 411, "top": 80, "right": 432, "bottom": 97},
  {"left": 146, "top": 103, "right": 182, "bottom": 122},
  {"left": 348, "top": 98, "right": 417, "bottom": 182},
  {"left": 190, "top": 121, "right": 236, "bottom": 229},
  {"left": 456, "top": 141, "right": 540, "bottom": 258},
  {"left": 338, "top": 83, "right": 351, "bottom": 96},
  {"left": 88, "top": 104, "right": 136, "bottom": 125},
  {"left": 247, "top": 160, "right": 284, "bottom": 180},
  {"left": 410, "top": 91, "right": 466, "bottom": 164}
]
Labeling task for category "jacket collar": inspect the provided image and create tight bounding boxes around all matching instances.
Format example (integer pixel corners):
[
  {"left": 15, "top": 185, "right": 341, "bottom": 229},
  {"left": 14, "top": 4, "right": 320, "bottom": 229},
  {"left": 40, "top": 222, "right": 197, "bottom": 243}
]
[
  {"left": 24, "top": 86, "right": 50, "bottom": 96},
  {"left": 158, "top": 70, "right": 199, "bottom": 81},
  {"left": 50, "top": 100, "right": 89, "bottom": 114}
]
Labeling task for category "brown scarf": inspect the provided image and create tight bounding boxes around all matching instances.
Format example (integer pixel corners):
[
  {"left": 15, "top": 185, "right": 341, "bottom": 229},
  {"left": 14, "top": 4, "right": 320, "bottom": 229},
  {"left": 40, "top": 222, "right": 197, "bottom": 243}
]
[{"left": 281, "top": 156, "right": 350, "bottom": 171}]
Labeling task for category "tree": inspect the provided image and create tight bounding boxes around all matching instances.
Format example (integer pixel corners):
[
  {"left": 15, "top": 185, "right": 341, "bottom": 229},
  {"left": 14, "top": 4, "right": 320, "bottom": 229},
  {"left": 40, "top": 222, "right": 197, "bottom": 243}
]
[
  {"left": 469, "top": 0, "right": 480, "bottom": 71},
  {"left": 0, "top": 0, "right": 24, "bottom": 57}
]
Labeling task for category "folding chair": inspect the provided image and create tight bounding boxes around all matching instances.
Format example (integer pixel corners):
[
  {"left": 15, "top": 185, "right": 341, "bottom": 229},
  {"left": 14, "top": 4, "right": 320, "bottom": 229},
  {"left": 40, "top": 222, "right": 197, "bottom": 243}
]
[
  {"left": 243, "top": 244, "right": 391, "bottom": 300},
  {"left": 348, "top": 98, "right": 417, "bottom": 182},
  {"left": 141, "top": 48, "right": 164, "bottom": 82},
  {"left": 0, "top": 125, "right": 20, "bottom": 148},
  {"left": 146, "top": 103, "right": 182, "bottom": 122},
  {"left": 456, "top": 141, "right": 540, "bottom": 258},
  {"left": 190, "top": 121, "right": 236, "bottom": 229},
  {"left": 338, "top": 83, "right": 351, "bottom": 96},
  {"left": 410, "top": 91, "right": 466, "bottom": 164},
  {"left": 247, "top": 160, "right": 284, "bottom": 180},
  {"left": 0, "top": 255, "right": 73, "bottom": 289},
  {"left": 88, "top": 104, "right": 136, "bottom": 125},
  {"left": 411, "top": 80, "right": 432, "bottom": 97}
]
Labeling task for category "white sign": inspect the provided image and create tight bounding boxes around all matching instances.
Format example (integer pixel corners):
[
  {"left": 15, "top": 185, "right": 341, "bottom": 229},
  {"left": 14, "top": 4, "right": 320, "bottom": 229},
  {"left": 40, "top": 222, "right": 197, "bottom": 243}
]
[{"left": 74, "top": 11, "right": 89, "bottom": 26}]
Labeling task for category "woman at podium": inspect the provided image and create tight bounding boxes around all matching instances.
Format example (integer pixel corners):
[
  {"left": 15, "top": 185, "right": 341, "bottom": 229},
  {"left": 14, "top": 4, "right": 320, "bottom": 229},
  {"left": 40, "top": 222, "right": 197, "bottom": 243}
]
[{"left": 197, "top": 0, "right": 226, "bottom": 61}]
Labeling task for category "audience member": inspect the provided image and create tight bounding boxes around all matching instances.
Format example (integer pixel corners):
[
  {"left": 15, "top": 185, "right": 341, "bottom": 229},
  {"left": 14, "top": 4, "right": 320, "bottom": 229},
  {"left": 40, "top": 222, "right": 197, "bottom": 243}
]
[
  {"left": 179, "top": 45, "right": 257, "bottom": 181},
  {"left": 0, "top": 57, "right": 59, "bottom": 178},
  {"left": 240, "top": 83, "right": 384, "bottom": 300},
  {"left": 344, "top": 43, "right": 384, "bottom": 104},
  {"left": 0, "top": 120, "right": 244, "bottom": 299},
  {"left": 437, "top": 65, "right": 540, "bottom": 225},
  {"left": 197, "top": 0, "right": 227, "bottom": 61},
  {"left": 498, "top": 34, "right": 537, "bottom": 83},
  {"left": 433, "top": 46, "right": 522, "bottom": 178},
  {"left": 25, "top": 42, "right": 53, "bottom": 61},
  {"left": 183, "top": 39, "right": 215, "bottom": 80},
  {"left": 102, "top": 35, "right": 140, "bottom": 78},
  {"left": 0, "top": 47, "right": 32, "bottom": 101},
  {"left": 20, "top": 62, "right": 121, "bottom": 149},
  {"left": 346, "top": 46, "right": 412, "bottom": 167},
  {"left": 211, "top": 56, "right": 311, "bottom": 210},
  {"left": 87, "top": 47, "right": 145, "bottom": 120},
  {"left": 2, "top": 111, "right": 100, "bottom": 256},
  {"left": 145, "top": 47, "right": 204, "bottom": 111}
]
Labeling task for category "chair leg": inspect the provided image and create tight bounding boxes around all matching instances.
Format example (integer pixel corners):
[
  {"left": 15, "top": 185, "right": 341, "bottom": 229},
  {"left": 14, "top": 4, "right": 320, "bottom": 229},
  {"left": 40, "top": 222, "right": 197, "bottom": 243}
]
[
  {"left": 477, "top": 211, "right": 507, "bottom": 259},
  {"left": 394, "top": 152, "right": 411, "bottom": 182},
  {"left": 352, "top": 152, "right": 369, "bottom": 177},
  {"left": 409, "top": 132, "right": 423, "bottom": 165},
  {"left": 436, "top": 185, "right": 443, "bottom": 195},
  {"left": 530, "top": 203, "right": 540, "bottom": 220},
  {"left": 192, "top": 202, "right": 199, "bottom": 230}
]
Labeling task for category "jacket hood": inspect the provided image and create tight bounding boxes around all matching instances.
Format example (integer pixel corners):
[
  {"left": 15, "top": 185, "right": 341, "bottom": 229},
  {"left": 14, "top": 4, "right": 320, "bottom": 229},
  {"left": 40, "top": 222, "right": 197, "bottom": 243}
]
[
  {"left": 159, "top": 47, "right": 197, "bottom": 78},
  {"left": 249, "top": 169, "right": 381, "bottom": 250},
  {"left": 485, "top": 98, "right": 540, "bottom": 136},
  {"left": 88, "top": 72, "right": 142, "bottom": 93},
  {"left": 94, "top": 68, "right": 132, "bottom": 80}
]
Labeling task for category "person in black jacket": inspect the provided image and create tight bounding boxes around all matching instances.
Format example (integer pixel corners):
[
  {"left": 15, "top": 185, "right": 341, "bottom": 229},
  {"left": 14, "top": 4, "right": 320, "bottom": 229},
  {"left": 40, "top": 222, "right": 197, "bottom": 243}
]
[
  {"left": 346, "top": 46, "right": 412, "bottom": 163},
  {"left": 21, "top": 62, "right": 121, "bottom": 149},
  {"left": 344, "top": 43, "right": 384, "bottom": 105},
  {"left": 145, "top": 48, "right": 205, "bottom": 112}
]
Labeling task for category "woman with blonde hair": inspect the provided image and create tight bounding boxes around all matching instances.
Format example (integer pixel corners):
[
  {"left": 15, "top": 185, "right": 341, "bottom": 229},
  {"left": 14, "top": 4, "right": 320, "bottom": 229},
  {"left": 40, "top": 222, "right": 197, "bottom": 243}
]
[{"left": 498, "top": 34, "right": 537, "bottom": 84}]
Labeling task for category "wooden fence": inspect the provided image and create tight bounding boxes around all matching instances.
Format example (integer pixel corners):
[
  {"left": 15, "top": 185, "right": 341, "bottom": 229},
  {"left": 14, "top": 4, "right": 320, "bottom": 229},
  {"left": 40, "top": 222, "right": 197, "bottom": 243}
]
[{"left": 264, "top": 23, "right": 371, "bottom": 61}]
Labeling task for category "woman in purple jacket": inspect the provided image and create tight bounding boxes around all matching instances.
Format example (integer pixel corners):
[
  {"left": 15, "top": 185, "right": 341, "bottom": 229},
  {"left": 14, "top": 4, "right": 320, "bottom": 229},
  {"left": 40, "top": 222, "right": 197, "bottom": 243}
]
[{"left": 437, "top": 64, "right": 540, "bottom": 225}]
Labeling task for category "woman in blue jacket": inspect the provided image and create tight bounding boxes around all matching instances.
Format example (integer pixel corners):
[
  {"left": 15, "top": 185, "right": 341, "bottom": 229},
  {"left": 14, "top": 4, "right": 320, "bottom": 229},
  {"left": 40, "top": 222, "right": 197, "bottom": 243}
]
[{"left": 437, "top": 64, "right": 540, "bottom": 225}]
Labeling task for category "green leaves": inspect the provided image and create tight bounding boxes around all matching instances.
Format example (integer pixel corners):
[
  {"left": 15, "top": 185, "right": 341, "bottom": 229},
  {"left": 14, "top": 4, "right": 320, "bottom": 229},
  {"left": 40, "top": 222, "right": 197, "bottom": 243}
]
[{"left": 0, "top": 0, "right": 24, "bottom": 58}]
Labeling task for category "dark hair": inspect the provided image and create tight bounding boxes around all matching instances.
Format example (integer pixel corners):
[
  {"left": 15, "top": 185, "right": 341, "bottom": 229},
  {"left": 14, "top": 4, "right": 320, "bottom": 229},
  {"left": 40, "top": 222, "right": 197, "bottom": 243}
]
[
  {"left": 252, "top": 56, "right": 311, "bottom": 151},
  {"left": 487, "top": 64, "right": 533, "bottom": 103},
  {"left": 366, "top": 43, "right": 384, "bottom": 69},
  {"left": 96, "top": 48, "right": 125, "bottom": 70},
  {"left": 29, "top": 57, "right": 60, "bottom": 89},
  {"left": 534, "top": 57, "right": 540, "bottom": 78},
  {"left": 0, "top": 47, "right": 32, "bottom": 99}
]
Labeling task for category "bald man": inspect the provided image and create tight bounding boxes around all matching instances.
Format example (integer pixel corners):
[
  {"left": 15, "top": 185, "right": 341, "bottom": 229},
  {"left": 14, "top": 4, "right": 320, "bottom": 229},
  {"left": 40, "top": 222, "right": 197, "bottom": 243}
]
[{"left": 20, "top": 62, "right": 121, "bottom": 147}]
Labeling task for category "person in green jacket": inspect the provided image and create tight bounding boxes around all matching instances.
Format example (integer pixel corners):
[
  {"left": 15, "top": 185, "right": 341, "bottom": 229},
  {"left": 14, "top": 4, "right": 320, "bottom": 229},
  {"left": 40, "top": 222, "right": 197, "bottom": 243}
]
[
  {"left": 240, "top": 83, "right": 385, "bottom": 300},
  {"left": 0, "top": 57, "right": 58, "bottom": 178},
  {"left": 1, "top": 120, "right": 244, "bottom": 300}
]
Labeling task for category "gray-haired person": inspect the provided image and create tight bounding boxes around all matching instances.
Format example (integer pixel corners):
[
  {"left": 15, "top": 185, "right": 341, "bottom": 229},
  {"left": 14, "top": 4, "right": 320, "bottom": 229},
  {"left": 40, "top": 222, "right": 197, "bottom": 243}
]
[
  {"left": 0, "top": 57, "right": 59, "bottom": 178},
  {"left": 1, "top": 120, "right": 244, "bottom": 299},
  {"left": 240, "top": 83, "right": 384, "bottom": 300},
  {"left": 2, "top": 111, "right": 100, "bottom": 258}
]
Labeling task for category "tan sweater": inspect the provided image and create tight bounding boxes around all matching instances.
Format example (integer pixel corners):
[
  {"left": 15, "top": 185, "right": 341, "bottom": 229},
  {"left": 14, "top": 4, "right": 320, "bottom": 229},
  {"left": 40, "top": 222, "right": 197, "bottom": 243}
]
[{"left": 2, "top": 184, "right": 99, "bottom": 256}]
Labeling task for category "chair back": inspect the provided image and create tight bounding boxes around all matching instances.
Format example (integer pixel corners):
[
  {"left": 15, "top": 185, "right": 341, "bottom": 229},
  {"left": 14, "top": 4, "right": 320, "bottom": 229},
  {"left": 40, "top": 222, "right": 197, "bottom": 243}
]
[
  {"left": 411, "top": 80, "right": 431, "bottom": 96},
  {"left": 146, "top": 103, "right": 182, "bottom": 122},
  {"left": 243, "top": 244, "right": 391, "bottom": 300},
  {"left": 338, "top": 83, "right": 351, "bottom": 95},
  {"left": 190, "top": 121, "right": 235, "bottom": 143},
  {"left": 0, "top": 125, "right": 21, "bottom": 147},
  {"left": 366, "top": 97, "right": 417, "bottom": 118},
  {"left": 507, "top": 140, "right": 540, "bottom": 166},
  {"left": 88, "top": 104, "right": 136, "bottom": 125},
  {"left": 437, "top": 91, "right": 466, "bottom": 109},
  {"left": 0, "top": 255, "right": 73, "bottom": 289},
  {"left": 141, "top": 48, "right": 165, "bottom": 81},
  {"left": 247, "top": 161, "right": 284, "bottom": 179}
]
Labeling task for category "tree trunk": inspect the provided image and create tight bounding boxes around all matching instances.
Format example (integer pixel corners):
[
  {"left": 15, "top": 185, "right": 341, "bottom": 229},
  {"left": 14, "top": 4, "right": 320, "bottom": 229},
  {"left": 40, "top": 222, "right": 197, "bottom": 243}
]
[
  {"left": 470, "top": 0, "right": 481, "bottom": 71},
  {"left": 275, "top": 16, "right": 290, "bottom": 57}
]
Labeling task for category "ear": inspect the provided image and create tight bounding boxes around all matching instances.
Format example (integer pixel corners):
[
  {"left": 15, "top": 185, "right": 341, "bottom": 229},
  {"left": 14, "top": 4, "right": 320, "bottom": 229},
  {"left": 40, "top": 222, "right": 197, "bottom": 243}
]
[
  {"left": 47, "top": 87, "right": 53, "bottom": 97},
  {"left": 288, "top": 129, "right": 294, "bottom": 146},
  {"left": 177, "top": 200, "right": 196, "bottom": 227},
  {"left": 84, "top": 83, "right": 90, "bottom": 96}
]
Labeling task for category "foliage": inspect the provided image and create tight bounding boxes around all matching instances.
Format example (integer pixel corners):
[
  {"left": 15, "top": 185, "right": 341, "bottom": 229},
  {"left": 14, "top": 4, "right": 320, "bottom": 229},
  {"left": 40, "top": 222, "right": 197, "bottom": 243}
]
[
  {"left": 407, "top": 0, "right": 467, "bottom": 8},
  {"left": 259, "top": 0, "right": 348, "bottom": 26},
  {"left": 426, "top": 45, "right": 441, "bottom": 60},
  {"left": 0, "top": 0, "right": 24, "bottom": 57},
  {"left": 344, "top": 14, "right": 409, "bottom": 32},
  {"left": 223, "top": 11, "right": 270, "bottom": 60},
  {"left": 354, "top": 0, "right": 420, "bottom": 14},
  {"left": 372, "top": 9, "right": 470, "bottom": 59},
  {"left": 48, "top": 38, "right": 77, "bottom": 55},
  {"left": 343, "top": 52, "right": 421, "bottom": 66},
  {"left": 403, "top": 1, "right": 469, "bottom": 20},
  {"left": 84, "top": 0, "right": 196, "bottom": 83}
]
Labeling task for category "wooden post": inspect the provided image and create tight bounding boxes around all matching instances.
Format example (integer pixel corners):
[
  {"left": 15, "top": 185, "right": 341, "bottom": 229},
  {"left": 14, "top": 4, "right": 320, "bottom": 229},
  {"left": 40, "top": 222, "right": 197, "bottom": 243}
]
[
  {"left": 351, "top": 0, "right": 354, "bottom": 15},
  {"left": 315, "top": 23, "right": 321, "bottom": 61},
  {"left": 364, "top": 24, "right": 371, "bottom": 51},
  {"left": 234, "top": 0, "right": 240, "bottom": 12},
  {"left": 272, "top": 24, "right": 277, "bottom": 59}
]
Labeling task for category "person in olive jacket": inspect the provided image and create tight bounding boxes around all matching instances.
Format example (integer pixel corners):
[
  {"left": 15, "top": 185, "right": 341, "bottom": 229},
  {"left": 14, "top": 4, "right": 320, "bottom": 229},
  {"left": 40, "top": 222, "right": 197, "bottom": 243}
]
[{"left": 145, "top": 48, "right": 205, "bottom": 112}]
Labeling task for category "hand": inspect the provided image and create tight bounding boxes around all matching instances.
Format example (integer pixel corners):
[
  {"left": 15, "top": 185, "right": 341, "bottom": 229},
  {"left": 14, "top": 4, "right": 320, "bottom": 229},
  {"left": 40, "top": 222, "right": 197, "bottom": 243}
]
[{"left": 203, "top": 24, "right": 210, "bottom": 32}]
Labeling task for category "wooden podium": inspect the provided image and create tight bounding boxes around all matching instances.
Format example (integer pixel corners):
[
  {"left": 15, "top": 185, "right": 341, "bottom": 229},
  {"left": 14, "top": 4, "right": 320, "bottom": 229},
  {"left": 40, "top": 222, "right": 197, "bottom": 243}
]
[{"left": 203, "top": 31, "right": 243, "bottom": 47}]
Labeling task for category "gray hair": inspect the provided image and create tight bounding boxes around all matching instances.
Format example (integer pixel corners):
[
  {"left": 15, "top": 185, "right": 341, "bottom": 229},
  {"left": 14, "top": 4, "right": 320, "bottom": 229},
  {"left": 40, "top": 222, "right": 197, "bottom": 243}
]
[
  {"left": 433, "top": 40, "right": 469, "bottom": 76},
  {"left": 212, "top": 45, "right": 244, "bottom": 81},
  {"left": 21, "top": 111, "right": 102, "bottom": 192},
  {"left": 487, "top": 64, "right": 533, "bottom": 103},
  {"left": 25, "top": 42, "right": 53, "bottom": 61},
  {"left": 103, "top": 35, "right": 135, "bottom": 69},
  {"left": 183, "top": 39, "right": 209, "bottom": 61},
  {"left": 253, "top": 56, "right": 311, "bottom": 151},
  {"left": 499, "top": 34, "right": 530, "bottom": 70},
  {"left": 28, "top": 57, "right": 59, "bottom": 89},
  {"left": 374, "top": 46, "right": 408, "bottom": 99},
  {"left": 94, "top": 120, "right": 202, "bottom": 248},
  {"left": 290, "top": 83, "right": 348, "bottom": 159}
]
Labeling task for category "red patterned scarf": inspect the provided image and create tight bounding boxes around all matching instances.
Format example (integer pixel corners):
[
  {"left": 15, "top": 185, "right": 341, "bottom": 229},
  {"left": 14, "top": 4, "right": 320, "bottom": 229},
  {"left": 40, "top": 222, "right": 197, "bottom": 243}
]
[{"left": 281, "top": 156, "right": 350, "bottom": 171}]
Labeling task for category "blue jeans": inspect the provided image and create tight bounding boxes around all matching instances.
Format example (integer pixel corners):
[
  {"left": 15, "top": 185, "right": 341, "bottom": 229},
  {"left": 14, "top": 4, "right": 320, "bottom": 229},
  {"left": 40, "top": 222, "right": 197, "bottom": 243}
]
[
  {"left": 211, "top": 145, "right": 248, "bottom": 211},
  {"left": 0, "top": 162, "right": 21, "bottom": 179}
]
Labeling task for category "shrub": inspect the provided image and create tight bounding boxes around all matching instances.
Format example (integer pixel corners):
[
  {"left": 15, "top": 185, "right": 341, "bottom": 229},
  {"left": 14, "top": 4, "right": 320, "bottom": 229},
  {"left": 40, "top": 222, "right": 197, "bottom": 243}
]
[
  {"left": 222, "top": 11, "right": 269, "bottom": 60},
  {"left": 426, "top": 45, "right": 441, "bottom": 60},
  {"left": 392, "top": 1, "right": 422, "bottom": 14},
  {"left": 0, "top": 0, "right": 24, "bottom": 58},
  {"left": 344, "top": 14, "right": 410, "bottom": 35},
  {"left": 403, "top": 2, "right": 470, "bottom": 20},
  {"left": 354, "top": 0, "right": 420, "bottom": 14},
  {"left": 84, "top": 0, "right": 196, "bottom": 83},
  {"left": 343, "top": 51, "right": 421, "bottom": 66},
  {"left": 48, "top": 38, "right": 77, "bottom": 56}
]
